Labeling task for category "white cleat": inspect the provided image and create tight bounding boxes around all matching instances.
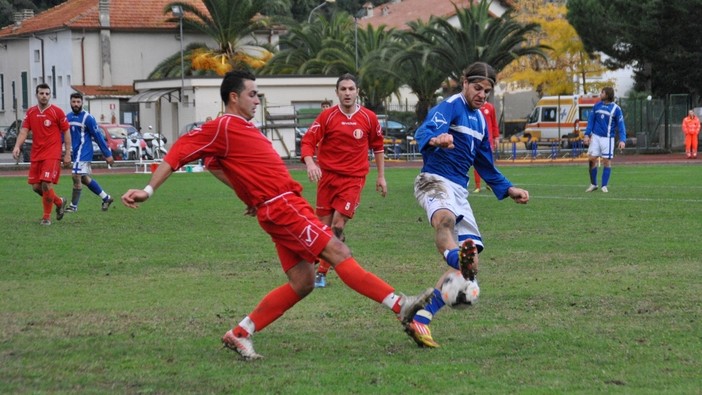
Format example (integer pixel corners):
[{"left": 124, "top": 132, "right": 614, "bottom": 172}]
[{"left": 222, "top": 329, "right": 263, "bottom": 360}]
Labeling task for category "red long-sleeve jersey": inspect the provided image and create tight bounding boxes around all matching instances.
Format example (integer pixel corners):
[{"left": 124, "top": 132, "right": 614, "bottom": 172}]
[
  {"left": 165, "top": 114, "right": 302, "bottom": 208},
  {"left": 300, "top": 105, "right": 384, "bottom": 177}
]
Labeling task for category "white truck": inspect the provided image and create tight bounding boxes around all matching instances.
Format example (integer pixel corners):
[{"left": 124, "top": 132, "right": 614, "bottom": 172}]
[{"left": 522, "top": 95, "right": 600, "bottom": 146}]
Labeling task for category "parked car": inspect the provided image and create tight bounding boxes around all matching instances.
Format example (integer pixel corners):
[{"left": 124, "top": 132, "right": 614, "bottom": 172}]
[
  {"left": 0, "top": 127, "right": 5, "bottom": 153},
  {"left": 378, "top": 117, "right": 415, "bottom": 157},
  {"left": 3, "top": 120, "right": 21, "bottom": 153},
  {"left": 97, "top": 123, "right": 144, "bottom": 160}
]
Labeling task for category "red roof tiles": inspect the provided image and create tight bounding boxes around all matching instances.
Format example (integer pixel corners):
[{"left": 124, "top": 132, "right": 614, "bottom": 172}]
[{"left": 0, "top": 0, "right": 207, "bottom": 38}]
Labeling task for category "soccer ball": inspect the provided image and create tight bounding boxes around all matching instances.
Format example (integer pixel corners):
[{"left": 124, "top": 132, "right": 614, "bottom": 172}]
[{"left": 440, "top": 270, "right": 480, "bottom": 309}]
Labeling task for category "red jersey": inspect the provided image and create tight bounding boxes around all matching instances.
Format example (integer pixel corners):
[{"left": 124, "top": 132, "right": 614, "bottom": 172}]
[
  {"left": 164, "top": 114, "right": 302, "bottom": 207},
  {"left": 22, "top": 104, "right": 69, "bottom": 161},
  {"left": 300, "top": 105, "right": 384, "bottom": 177},
  {"left": 480, "top": 102, "right": 500, "bottom": 144}
]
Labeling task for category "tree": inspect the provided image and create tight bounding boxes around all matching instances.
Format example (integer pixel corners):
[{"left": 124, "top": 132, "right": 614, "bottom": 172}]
[
  {"left": 389, "top": 20, "right": 458, "bottom": 122},
  {"left": 407, "top": 0, "right": 548, "bottom": 86},
  {"left": 157, "top": 0, "right": 289, "bottom": 77},
  {"left": 567, "top": 0, "right": 702, "bottom": 98},
  {"left": 262, "top": 12, "right": 402, "bottom": 112},
  {"left": 501, "top": 1, "right": 612, "bottom": 96}
]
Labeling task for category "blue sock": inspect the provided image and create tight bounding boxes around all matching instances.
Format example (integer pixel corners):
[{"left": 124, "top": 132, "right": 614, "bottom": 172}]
[
  {"left": 445, "top": 248, "right": 460, "bottom": 270},
  {"left": 602, "top": 167, "right": 611, "bottom": 187},
  {"left": 413, "top": 289, "right": 445, "bottom": 325},
  {"left": 87, "top": 179, "right": 103, "bottom": 196},
  {"left": 589, "top": 167, "right": 598, "bottom": 185}
]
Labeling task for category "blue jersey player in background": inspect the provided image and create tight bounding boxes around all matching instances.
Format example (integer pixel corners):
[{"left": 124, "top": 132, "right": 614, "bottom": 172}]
[
  {"left": 406, "top": 62, "right": 530, "bottom": 348},
  {"left": 583, "top": 86, "right": 626, "bottom": 193},
  {"left": 66, "top": 92, "right": 115, "bottom": 212}
]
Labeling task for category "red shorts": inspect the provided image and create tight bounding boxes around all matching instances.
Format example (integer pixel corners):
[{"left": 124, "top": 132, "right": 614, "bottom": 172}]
[
  {"left": 257, "top": 192, "right": 333, "bottom": 272},
  {"left": 316, "top": 172, "right": 366, "bottom": 218},
  {"left": 28, "top": 159, "right": 62, "bottom": 185}
]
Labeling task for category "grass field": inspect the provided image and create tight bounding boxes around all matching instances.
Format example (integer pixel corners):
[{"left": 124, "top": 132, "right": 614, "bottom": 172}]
[{"left": 1, "top": 163, "right": 701, "bottom": 394}]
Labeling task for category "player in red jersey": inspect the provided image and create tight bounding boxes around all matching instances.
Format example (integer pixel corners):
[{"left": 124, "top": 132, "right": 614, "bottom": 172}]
[
  {"left": 300, "top": 73, "right": 387, "bottom": 288},
  {"left": 472, "top": 101, "right": 500, "bottom": 193},
  {"left": 12, "top": 83, "right": 71, "bottom": 225},
  {"left": 121, "top": 71, "right": 432, "bottom": 360}
]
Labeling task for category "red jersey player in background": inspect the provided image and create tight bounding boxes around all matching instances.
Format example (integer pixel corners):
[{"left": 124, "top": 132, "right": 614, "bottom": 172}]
[
  {"left": 472, "top": 101, "right": 500, "bottom": 193},
  {"left": 300, "top": 73, "right": 387, "bottom": 288},
  {"left": 121, "top": 70, "right": 431, "bottom": 360},
  {"left": 12, "top": 83, "right": 71, "bottom": 225}
]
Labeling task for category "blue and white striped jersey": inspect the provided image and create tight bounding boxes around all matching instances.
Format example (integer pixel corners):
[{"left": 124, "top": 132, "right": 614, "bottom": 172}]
[
  {"left": 585, "top": 101, "right": 627, "bottom": 141},
  {"left": 414, "top": 93, "right": 513, "bottom": 199},
  {"left": 68, "top": 111, "right": 112, "bottom": 162}
]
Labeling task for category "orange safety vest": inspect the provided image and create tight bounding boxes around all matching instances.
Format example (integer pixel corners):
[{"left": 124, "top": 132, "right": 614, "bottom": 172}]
[{"left": 682, "top": 115, "right": 700, "bottom": 135}]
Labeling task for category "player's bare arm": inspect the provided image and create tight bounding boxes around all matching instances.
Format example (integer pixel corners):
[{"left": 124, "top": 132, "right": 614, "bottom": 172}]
[
  {"left": 62, "top": 129, "right": 72, "bottom": 167},
  {"left": 122, "top": 162, "right": 175, "bottom": 208},
  {"left": 303, "top": 156, "right": 322, "bottom": 183},
  {"left": 376, "top": 176, "right": 387, "bottom": 197},
  {"left": 507, "top": 186, "right": 529, "bottom": 204},
  {"left": 429, "top": 133, "right": 455, "bottom": 149}
]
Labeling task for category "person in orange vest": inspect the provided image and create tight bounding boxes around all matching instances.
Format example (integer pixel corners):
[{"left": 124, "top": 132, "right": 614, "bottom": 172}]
[{"left": 682, "top": 110, "right": 700, "bottom": 159}]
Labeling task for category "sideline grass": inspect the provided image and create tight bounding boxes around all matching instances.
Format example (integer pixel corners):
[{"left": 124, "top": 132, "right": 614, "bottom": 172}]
[{"left": 1, "top": 164, "right": 701, "bottom": 393}]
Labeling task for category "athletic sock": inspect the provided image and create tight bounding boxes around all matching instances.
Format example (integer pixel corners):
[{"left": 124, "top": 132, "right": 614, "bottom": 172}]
[
  {"left": 317, "top": 260, "right": 331, "bottom": 275},
  {"left": 444, "top": 248, "right": 460, "bottom": 271},
  {"left": 334, "top": 257, "right": 394, "bottom": 304},
  {"left": 71, "top": 188, "right": 82, "bottom": 207},
  {"left": 87, "top": 179, "right": 104, "bottom": 196},
  {"left": 602, "top": 167, "right": 611, "bottom": 187},
  {"left": 589, "top": 167, "right": 598, "bottom": 186},
  {"left": 41, "top": 190, "right": 52, "bottom": 219},
  {"left": 246, "top": 283, "right": 302, "bottom": 333},
  {"left": 413, "top": 288, "right": 445, "bottom": 325}
]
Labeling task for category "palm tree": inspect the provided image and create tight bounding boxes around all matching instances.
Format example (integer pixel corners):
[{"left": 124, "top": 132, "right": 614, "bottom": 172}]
[
  {"left": 389, "top": 21, "right": 451, "bottom": 123},
  {"left": 262, "top": 13, "right": 402, "bottom": 112},
  {"left": 159, "top": 0, "right": 289, "bottom": 76},
  {"left": 410, "top": 0, "right": 549, "bottom": 84},
  {"left": 261, "top": 12, "right": 354, "bottom": 75}
]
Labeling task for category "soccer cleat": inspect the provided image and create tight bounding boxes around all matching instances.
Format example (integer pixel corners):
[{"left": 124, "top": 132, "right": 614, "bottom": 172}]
[
  {"left": 56, "top": 197, "right": 68, "bottom": 221},
  {"left": 314, "top": 273, "right": 327, "bottom": 288},
  {"left": 222, "top": 329, "right": 263, "bottom": 360},
  {"left": 397, "top": 288, "right": 434, "bottom": 324},
  {"left": 404, "top": 320, "right": 440, "bottom": 348},
  {"left": 601, "top": 186, "right": 609, "bottom": 193},
  {"left": 40, "top": 219, "right": 51, "bottom": 226},
  {"left": 585, "top": 184, "right": 598, "bottom": 192},
  {"left": 472, "top": 188, "right": 480, "bottom": 193},
  {"left": 459, "top": 239, "right": 479, "bottom": 281},
  {"left": 102, "top": 196, "right": 114, "bottom": 211},
  {"left": 66, "top": 205, "right": 78, "bottom": 213}
]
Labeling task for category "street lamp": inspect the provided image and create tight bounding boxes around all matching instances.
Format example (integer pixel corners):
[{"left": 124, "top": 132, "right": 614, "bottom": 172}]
[
  {"left": 308, "top": 0, "right": 335, "bottom": 24},
  {"left": 171, "top": 5, "right": 184, "bottom": 99}
]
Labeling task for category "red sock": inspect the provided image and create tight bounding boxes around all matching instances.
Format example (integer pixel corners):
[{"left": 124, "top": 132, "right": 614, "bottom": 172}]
[
  {"left": 246, "top": 283, "right": 302, "bottom": 333},
  {"left": 334, "top": 257, "right": 394, "bottom": 303},
  {"left": 473, "top": 169, "right": 481, "bottom": 189},
  {"left": 41, "top": 189, "right": 57, "bottom": 219},
  {"left": 317, "top": 260, "right": 331, "bottom": 275}
]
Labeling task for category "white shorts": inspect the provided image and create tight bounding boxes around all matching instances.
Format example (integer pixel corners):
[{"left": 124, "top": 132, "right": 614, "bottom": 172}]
[
  {"left": 587, "top": 134, "right": 616, "bottom": 159},
  {"left": 414, "top": 172, "right": 484, "bottom": 251},
  {"left": 71, "top": 161, "right": 93, "bottom": 175}
]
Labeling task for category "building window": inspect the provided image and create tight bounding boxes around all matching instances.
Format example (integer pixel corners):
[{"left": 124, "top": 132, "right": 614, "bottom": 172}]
[
  {"left": 21, "top": 72, "right": 28, "bottom": 109},
  {"left": 34, "top": 50, "right": 40, "bottom": 63}
]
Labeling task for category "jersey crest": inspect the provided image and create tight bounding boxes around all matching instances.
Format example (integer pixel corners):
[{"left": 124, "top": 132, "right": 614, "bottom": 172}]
[{"left": 431, "top": 112, "right": 448, "bottom": 129}]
